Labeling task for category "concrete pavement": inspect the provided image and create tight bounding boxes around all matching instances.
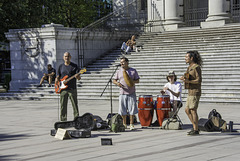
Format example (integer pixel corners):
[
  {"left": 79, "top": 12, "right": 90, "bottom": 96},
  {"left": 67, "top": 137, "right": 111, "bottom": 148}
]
[{"left": 0, "top": 99, "right": 240, "bottom": 161}]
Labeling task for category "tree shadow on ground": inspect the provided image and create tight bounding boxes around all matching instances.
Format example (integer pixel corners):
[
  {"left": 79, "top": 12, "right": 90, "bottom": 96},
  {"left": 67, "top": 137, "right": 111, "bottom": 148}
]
[
  {"left": 0, "top": 133, "right": 30, "bottom": 141},
  {"left": 0, "top": 154, "right": 18, "bottom": 161}
]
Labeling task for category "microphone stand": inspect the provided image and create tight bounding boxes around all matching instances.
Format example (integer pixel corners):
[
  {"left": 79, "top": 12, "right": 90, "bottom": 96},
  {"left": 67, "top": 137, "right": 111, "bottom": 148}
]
[{"left": 100, "top": 65, "right": 120, "bottom": 122}]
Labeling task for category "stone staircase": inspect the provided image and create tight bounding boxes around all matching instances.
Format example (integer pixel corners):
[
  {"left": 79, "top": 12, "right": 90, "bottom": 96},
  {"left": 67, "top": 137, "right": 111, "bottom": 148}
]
[{"left": 1, "top": 24, "right": 240, "bottom": 103}]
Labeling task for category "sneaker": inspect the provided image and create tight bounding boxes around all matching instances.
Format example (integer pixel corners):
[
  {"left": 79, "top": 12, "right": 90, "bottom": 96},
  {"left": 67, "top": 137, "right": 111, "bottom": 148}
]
[
  {"left": 130, "top": 124, "right": 135, "bottom": 131},
  {"left": 187, "top": 129, "right": 194, "bottom": 134},
  {"left": 37, "top": 85, "right": 42, "bottom": 87},
  {"left": 48, "top": 84, "right": 51, "bottom": 87},
  {"left": 187, "top": 130, "right": 199, "bottom": 135},
  {"left": 123, "top": 124, "right": 127, "bottom": 129},
  {"left": 187, "top": 129, "right": 200, "bottom": 134}
]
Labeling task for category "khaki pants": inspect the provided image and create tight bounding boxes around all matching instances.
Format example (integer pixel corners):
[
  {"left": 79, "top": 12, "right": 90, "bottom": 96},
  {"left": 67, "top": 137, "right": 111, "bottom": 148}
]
[{"left": 60, "top": 89, "right": 79, "bottom": 121}]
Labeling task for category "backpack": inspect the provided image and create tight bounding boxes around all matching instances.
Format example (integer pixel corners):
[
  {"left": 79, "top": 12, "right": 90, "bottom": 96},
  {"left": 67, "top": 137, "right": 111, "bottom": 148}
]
[
  {"left": 208, "top": 109, "right": 222, "bottom": 119},
  {"left": 208, "top": 109, "right": 227, "bottom": 131},
  {"left": 110, "top": 114, "right": 125, "bottom": 133}
]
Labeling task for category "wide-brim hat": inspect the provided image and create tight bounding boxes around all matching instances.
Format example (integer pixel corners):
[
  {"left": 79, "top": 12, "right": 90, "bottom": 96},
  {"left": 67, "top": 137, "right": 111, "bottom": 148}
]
[
  {"left": 166, "top": 71, "right": 176, "bottom": 82},
  {"left": 167, "top": 71, "right": 176, "bottom": 77}
]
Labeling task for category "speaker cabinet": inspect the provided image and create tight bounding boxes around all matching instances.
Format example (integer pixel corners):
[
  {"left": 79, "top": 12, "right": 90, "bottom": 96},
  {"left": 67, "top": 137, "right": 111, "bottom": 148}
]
[{"left": 198, "top": 118, "right": 215, "bottom": 132}]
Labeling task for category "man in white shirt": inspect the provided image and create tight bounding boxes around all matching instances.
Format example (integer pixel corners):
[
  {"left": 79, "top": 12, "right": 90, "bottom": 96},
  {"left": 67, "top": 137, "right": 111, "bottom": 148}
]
[{"left": 161, "top": 71, "right": 182, "bottom": 112}]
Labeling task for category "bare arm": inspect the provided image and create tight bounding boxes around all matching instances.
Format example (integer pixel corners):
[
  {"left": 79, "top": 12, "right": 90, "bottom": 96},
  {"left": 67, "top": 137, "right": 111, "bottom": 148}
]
[
  {"left": 133, "top": 79, "right": 139, "bottom": 84},
  {"left": 55, "top": 76, "right": 60, "bottom": 84},
  {"left": 164, "top": 87, "right": 180, "bottom": 98},
  {"left": 75, "top": 74, "right": 81, "bottom": 80},
  {"left": 113, "top": 79, "right": 123, "bottom": 88}
]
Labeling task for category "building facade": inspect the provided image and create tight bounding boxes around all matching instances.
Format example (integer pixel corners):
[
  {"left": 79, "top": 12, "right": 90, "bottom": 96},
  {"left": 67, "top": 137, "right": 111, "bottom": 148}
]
[{"left": 112, "top": 0, "right": 239, "bottom": 31}]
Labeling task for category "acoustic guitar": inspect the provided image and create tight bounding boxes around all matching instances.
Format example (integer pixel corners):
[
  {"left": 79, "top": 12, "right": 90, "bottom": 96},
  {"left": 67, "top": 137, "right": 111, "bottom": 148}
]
[{"left": 55, "top": 68, "right": 86, "bottom": 94}]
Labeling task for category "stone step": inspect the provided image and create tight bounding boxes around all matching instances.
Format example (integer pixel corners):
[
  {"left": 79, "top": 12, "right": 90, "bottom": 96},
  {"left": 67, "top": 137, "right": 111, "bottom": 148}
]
[
  {"left": 97, "top": 53, "right": 240, "bottom": 60},
  {"left": 80, "top": 71, "right": 240, "bottom": 78},
  {"left": 88, "top": 64, "right": 240, "bottom": 69},
  {"left": 144, "top": 41, "right": 240, "bottom": 47},
  {"left": 80, "top": 78, "right": 239, "bottom": 83},
  {"left": 140, "top": 24, "right": 240, "bottom": 36},
  {"left": 8, "top": 89, "right": 240, "bottom": 97},
  {"left": 141, "top": 35, "right": 240, "bottom": 43},
  {"left": 135, "top": 47, "right": 240, "bottom": 52},
  {"left": 15, "top": 85, "right": 240, "bottom": 94},
  {"left": 109, "top": 51, "right": 239, "bottom": 57}
]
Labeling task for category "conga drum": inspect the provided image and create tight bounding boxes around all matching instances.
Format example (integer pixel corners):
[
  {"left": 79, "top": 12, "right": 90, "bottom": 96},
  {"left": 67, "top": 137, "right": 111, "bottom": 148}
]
[
  {"left": 156, "top": 95, "right": 171, "bottom": 126},
  {"left": 138, "top": 95, "right": 154, "bottom": 127}
]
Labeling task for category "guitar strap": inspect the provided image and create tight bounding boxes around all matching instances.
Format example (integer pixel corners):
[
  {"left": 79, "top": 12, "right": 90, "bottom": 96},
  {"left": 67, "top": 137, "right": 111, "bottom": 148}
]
[{"left": 188, "top": 64, "right": 199, "bottom": 72}]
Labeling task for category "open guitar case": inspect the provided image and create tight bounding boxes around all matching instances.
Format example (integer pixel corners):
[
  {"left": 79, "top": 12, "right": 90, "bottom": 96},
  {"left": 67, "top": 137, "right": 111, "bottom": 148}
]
[{"left": 50, "top": 113, "right": 95, "bottom": 138}]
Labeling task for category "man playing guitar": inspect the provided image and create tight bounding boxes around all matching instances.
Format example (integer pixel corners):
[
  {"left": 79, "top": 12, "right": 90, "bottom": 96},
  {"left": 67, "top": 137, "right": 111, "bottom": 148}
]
[{"left": 55, "top": 52, "right": 81, "bottom": 121}]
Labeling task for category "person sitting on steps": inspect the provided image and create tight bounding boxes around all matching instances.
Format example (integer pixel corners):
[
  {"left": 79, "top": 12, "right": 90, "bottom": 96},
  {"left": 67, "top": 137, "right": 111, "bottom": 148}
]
[
  {"left": 121, "top": 35, "right": 136, "bottom": 54},
  {"left": 37, "top": 64, "right": 56, "bottom": 87}
]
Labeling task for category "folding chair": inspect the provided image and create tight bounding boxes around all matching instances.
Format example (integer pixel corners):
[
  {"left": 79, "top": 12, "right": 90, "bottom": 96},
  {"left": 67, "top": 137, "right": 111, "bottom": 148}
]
[{"left": 169, "top": 101, "right": 183, "bottom": 126}]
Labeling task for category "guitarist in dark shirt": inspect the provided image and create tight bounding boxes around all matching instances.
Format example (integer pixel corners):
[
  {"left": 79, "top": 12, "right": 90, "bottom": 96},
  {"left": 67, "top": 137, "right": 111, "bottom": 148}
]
[{"left": 55, "top": 52, "right": 81, "bottom": 121}]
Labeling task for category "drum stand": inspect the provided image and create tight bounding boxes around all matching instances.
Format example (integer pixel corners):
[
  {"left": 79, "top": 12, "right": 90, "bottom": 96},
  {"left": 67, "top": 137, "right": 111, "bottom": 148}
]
[{"left": 100, "top": 65, "right": 120, "bottom": 121}]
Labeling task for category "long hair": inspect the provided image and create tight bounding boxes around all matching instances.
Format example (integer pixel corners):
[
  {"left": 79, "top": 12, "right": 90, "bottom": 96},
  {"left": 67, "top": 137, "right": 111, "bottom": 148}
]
[{"left": 187, "top": 50, "right": 203, "bottom": 67}]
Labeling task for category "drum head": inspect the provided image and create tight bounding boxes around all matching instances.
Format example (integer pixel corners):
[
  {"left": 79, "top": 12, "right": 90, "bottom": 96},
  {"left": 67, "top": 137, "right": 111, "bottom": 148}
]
[
  {"left": 139, "top": 95, "right": 153, "bottom": 98},
  {"left": 157, "top": 95, "right": 170, "bottom": 98}
]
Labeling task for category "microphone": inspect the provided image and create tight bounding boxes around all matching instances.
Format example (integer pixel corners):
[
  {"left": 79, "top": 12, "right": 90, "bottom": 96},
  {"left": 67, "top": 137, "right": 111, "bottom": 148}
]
[{"left": 115, "top": 64, "right": 121, "bottom": 67}]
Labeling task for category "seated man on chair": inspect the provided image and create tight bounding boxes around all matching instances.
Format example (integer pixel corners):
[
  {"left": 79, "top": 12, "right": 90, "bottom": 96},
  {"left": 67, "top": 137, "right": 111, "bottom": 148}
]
[
  {"left": 37, "top": 64, "right": 56, "bottom": 87},
  {"left": 161, "top": 71, "right": 182, "bottom": 113}
]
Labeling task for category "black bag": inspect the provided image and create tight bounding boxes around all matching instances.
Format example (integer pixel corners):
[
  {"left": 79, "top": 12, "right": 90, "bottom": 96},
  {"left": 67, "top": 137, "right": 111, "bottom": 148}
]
[
  {"left": 50, "top": 129, "right": 91, "bottom": 138},
  {"left": 54, "top": 113, "right": 95, "bottom": 130},
  {"left": 198, "top": 118, "right": 215, "bottom": 132},
  {"left": 198, "top": 109, "right": 226, "bottom": 132}
]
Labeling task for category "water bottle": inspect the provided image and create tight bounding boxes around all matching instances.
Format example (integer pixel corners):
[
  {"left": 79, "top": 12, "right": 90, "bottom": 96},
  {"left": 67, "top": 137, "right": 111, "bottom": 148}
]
[
  {"left": 229, "top": 121, "right": 233, "bottom": 132},
  {"left": 96, "top": 123, "right": 102, "bottom": 129}
]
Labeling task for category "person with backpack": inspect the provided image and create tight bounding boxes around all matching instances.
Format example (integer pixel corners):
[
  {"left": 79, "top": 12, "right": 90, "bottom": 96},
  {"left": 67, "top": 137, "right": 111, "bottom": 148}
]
[
  {"left": 113, "top": 57, "right": 140, "bottom": 130},
  {"left": 180, "top": 51, "right": 203, "bottom": 135}
]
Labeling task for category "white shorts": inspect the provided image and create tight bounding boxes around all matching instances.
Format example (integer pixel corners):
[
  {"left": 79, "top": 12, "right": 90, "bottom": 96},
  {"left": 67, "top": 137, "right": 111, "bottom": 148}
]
[{"left": 119, "top": 93, "right": 138, "bottom": 116}]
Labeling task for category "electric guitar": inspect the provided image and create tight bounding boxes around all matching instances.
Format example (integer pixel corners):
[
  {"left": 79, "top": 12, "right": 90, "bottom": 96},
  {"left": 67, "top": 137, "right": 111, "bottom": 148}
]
[{"left": 55, "top": 68, "right": 86, "bottom": 94}]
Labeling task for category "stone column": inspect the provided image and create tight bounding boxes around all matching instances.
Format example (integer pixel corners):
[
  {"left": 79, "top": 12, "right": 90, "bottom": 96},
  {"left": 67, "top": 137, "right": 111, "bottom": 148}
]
[
  {"left": 163, "top": 0, "right": 182, "bottom": 31},
  {"left": 201, "top": 0, "right": 229, "bottom": 28}
]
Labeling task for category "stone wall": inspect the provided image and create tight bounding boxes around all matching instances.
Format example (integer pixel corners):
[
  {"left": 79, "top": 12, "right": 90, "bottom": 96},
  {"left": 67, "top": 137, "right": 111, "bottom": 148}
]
[{"left": 5, "top": 24, "right": 133, "bottom": 90}]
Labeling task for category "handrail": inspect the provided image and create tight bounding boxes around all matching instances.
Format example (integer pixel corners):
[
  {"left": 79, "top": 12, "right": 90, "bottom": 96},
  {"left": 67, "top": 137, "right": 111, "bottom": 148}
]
[
  {"left": 78, "top": 0, "right": 148, "bottom": 68},
  {"left": 82, "top": 0, "right": 138, "bottom": 31}
]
